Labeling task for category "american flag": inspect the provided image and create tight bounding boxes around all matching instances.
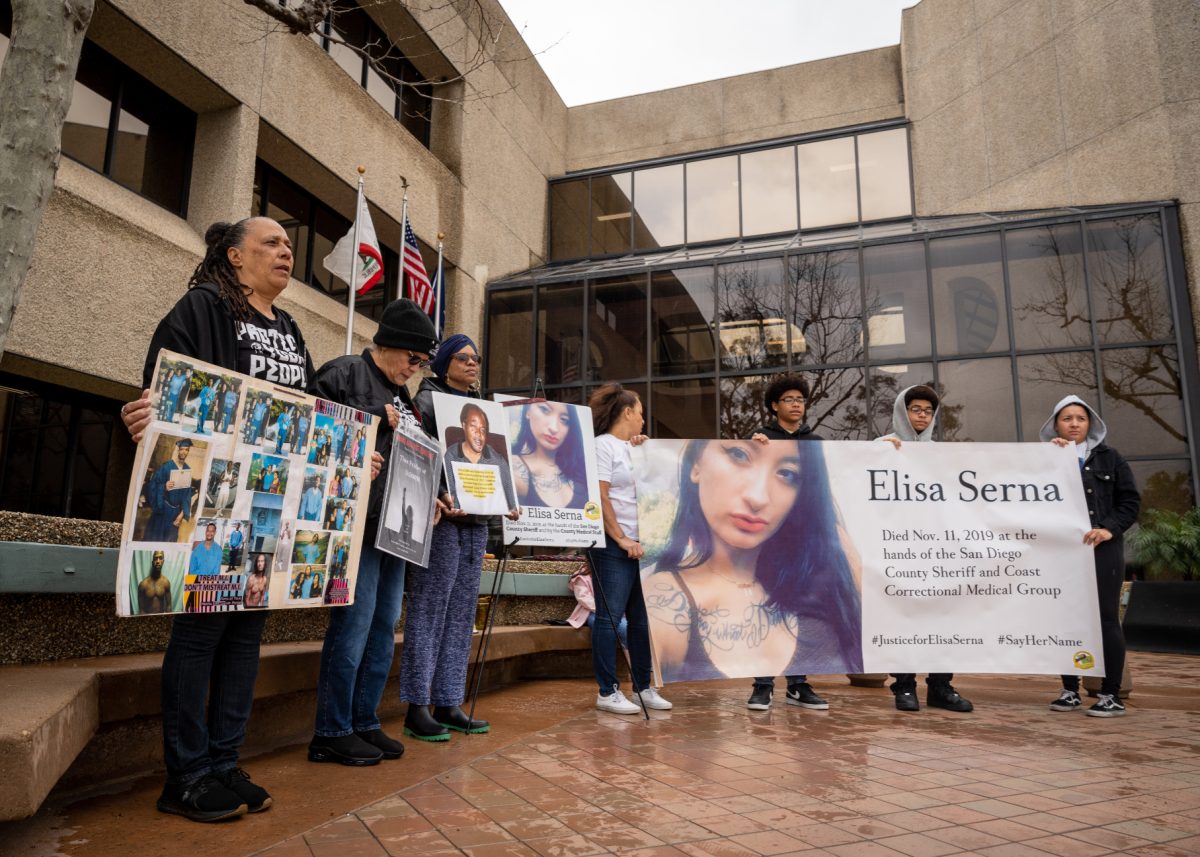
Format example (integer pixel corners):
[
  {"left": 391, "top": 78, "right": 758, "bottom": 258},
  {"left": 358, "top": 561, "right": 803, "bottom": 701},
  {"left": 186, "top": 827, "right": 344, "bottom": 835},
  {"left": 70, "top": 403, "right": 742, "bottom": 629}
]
[{"left": 403, "top": 214, "right": 434, "bottom": 314}]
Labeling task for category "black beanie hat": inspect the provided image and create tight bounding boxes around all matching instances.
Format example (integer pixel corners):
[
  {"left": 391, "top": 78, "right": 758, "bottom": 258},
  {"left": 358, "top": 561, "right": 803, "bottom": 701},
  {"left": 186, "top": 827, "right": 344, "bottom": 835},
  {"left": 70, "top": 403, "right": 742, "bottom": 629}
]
[{"left": 373, "top": 299, "right": 439, "bottom": 353}]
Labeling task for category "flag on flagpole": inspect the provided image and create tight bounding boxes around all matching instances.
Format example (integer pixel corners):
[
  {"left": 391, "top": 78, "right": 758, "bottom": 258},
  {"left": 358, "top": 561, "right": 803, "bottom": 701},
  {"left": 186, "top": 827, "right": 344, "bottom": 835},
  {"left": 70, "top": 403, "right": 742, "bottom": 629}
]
[
  {"left": 403, "top": 215, "right": 434, "bottom": 314},
  {"left": 323, "top": 195, "right": 384, "bottom": 296}
]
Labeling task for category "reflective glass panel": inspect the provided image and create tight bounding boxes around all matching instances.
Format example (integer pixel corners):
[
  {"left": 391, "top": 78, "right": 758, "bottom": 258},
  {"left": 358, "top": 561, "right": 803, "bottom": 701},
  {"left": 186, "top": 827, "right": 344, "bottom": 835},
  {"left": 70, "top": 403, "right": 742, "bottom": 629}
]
[
  {"left": 536, "top": 283, "right": 585, "bottom": 385},
  {"left": 867, "top": 363, "right": 935, "bottom": 439},
  {"left": 653, "top": 378, "right": 717, "bottom": 439},
  {"left": 787, "top": 249, "right": 862, "bottom": 365},
  {"left": 686, "top": 156, "right": 739, "bottom": 244},
  {"left": 61, "top": 45, "right": 116, "bottom": 175},
  {"left": 863, "top": 242, "right": 931, "bottom": 361},
  {"left": 741, "top": 146, "right": 797, "bottom": 236},
  {"left": 807, "top": 366, "right": 868, "bottom": 439},
  {"left": 1086, "top": 215, "right": 1173, "bottom": 344},
  {"left": 590, "top": 275, "right": 648, "bottom": 380},
  {"left": 486, "top": 288, "right": 533, "bottom": 388},
  {"left": 592, "top": 172, "right": 632, "bottom": 256},
  {"left": 550, "top": 179, "right": 590, "bottom": 260},
  {"left": 716, "top": 258, "right": 790, "bottom": 372},
  {"left": 72, "top": 407, "right": 113, "bottom": 520},
  {"left": 109, "top": 70, "right": 194, "bottom": 213},
  {"left": 719, "top": 375, "right": 772, "bottom": 440},
  {"left": 1016, "top": 352, "right": 1098, "bottom": 442},
  {"left": 651, "top": 267, "right": 715, "bottom": 376},
  {"left": 936, "top": 357, "right": 1017, "bottom": 441},
  {"left": 857, "top": 128, "right": 912, "bottom": 221},
  {"left": 1007, "top": 223, "right": 1090, "bottom": 349},
  {"left": 798, "top": 136, "right": 858, "bottom": 229},
  {"left": 633, "top": 164, "right": 684, "bottom": 250},
  {"left": 1131, "top": 460, "right": 1193, "bottom": 520},
  {"left": 930, "top": 233, "right": 1009, "bottom": 355},
  {"left": 1100, "top": 345, "right": 1187, "bottom": 456}
]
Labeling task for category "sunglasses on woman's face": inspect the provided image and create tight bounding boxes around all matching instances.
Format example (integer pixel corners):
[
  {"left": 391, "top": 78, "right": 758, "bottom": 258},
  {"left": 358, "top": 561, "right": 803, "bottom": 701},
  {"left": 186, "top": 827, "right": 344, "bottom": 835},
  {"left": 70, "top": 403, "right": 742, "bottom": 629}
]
[
  {"left": 402, "top": 350, "right": 432, "bottom": 368},
  {"left": 452, "top": 353, "right": 483, "bottom": 366}
]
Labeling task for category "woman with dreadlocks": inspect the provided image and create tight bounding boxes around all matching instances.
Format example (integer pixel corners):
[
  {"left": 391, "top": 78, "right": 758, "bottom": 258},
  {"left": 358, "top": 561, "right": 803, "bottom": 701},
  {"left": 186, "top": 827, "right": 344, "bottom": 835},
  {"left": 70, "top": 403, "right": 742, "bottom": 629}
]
[{"left": 119, "top": 218, "right": 322, "bottom": 822}]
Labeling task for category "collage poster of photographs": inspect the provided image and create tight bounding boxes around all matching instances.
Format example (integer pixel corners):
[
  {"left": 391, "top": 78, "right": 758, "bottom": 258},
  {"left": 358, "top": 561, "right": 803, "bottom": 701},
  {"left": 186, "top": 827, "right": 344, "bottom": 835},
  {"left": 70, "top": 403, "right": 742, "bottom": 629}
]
[{"left": 116, "top": 349, "right": 376, "bottom": 617}]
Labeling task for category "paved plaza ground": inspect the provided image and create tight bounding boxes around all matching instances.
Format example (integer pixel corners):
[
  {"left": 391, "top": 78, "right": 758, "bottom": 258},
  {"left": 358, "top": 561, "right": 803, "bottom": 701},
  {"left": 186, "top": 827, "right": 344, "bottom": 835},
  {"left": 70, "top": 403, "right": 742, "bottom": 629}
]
[{"left": 3, "top": 651, "right": 1198, "bottom": 857}]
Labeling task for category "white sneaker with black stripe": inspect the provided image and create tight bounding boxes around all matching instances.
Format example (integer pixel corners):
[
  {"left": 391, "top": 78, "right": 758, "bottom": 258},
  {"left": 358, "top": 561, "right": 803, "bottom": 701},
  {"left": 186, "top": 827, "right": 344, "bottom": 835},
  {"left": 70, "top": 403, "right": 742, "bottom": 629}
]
[
  {"left": 1049, "top": 689, "right": 1082, "bottom": 711},
  {"left": 1086, "top": 693, "right": 1126, "bottom": 717}
]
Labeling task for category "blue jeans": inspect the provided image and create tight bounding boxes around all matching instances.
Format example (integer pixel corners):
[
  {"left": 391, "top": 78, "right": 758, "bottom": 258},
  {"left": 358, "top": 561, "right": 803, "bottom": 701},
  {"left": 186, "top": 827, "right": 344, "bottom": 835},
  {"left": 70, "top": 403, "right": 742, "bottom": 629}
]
[
  {"left": 587, "top": 543, "right": 652, "bottom": 695},
  {"left": 585, "top": 612, "right": 628, "bottom": 649},
  {"left": 314, "top": 545, "right": 406, "bottom": 736},
  {"left": 161, "top": 611, "right": 268, "bottom": 785}
]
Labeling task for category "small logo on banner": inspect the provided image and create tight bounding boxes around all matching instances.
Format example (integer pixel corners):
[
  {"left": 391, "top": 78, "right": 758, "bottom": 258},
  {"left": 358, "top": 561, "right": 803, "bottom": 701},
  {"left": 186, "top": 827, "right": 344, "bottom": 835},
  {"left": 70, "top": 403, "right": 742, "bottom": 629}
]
[
  {"left": 1073, "top": 651, "right": 1095, "bottom": 670},
  {"left": 583, "top": 501, "right": 601, "bottom": 521}
]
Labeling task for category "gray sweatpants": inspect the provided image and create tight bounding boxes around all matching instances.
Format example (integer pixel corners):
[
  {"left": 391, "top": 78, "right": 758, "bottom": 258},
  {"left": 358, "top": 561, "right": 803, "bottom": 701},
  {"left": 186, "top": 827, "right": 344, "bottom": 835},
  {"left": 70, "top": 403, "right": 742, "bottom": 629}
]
[{"left": 399, "top": 519, "right": 487, "bottom": 706}]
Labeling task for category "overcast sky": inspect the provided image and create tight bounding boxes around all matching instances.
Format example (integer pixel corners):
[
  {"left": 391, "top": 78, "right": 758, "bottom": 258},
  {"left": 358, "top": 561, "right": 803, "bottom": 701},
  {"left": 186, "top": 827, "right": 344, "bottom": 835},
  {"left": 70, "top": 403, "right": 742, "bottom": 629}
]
[{"left": 495, "top": 1, "right": 921, "bottom": 107}]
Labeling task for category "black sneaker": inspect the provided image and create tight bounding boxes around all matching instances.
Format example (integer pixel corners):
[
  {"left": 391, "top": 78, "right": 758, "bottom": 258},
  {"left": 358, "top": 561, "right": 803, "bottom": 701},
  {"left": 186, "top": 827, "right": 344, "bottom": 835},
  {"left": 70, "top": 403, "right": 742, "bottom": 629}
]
[
  {"left": 157, "top": 774, "right": 247, "bottom": 822},
  {"left": 786, "top": 683, "right": 829, "bottom": 710},
  {"left": 308, "top": 733, "right": 384, "bottom": 766},
  {"left": 894, "top": 689, "right": 919, "bottom": 711},
  {"left": 1085, "top": 693, "right": 1126, "bottom": 717},
  {"left": 433, "top": 705, "right": 490, "bottom": 734},
  {"left": 1049, "top": 689, "right": 1082, "bottom": 711},
  {"left": 215, "top": 767, "right": 272, "bottom": 812},
  {"left": 356, "top": 728, "right": 405, "bottom": 759},
  {"left": 403, "top": 704, "right": 450, "bottom": 742},
  {"left": 746, "top": 685, "right": 773, "bottom": 710},
  {"left": 927, "top": 684, "right": 973, "bottom": 713}
]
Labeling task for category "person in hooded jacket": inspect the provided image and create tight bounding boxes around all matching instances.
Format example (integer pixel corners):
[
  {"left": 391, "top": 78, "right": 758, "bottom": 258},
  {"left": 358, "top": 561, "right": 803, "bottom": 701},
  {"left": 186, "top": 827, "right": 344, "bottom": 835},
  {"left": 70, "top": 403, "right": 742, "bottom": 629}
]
[
  {"left": 119, "top": 217, "right": 319, "bottom": 823},
  {"left": 308, "top": 299, "right": 439, "bottom": 766},
  {"left": 404, "top": 334, "right": 516, "bottom": 741},
  {"left": 879, "top": 384, "right": 973, "bottom": 713},
  {"left": 1041, "top": 395, "right": 1140, "bottom": 717}
]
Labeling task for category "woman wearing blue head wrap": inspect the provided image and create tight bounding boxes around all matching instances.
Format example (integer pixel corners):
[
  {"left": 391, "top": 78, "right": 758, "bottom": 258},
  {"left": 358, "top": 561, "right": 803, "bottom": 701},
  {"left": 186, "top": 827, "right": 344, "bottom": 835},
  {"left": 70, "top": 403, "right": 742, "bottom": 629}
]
[{"left": 403, "top": 333, "right": 495, "bottom": 740}]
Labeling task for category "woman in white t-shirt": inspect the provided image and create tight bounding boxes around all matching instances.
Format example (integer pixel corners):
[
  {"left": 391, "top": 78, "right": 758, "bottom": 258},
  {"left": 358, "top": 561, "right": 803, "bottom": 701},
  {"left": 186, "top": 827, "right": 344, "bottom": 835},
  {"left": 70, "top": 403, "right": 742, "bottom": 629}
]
[{"left": 587, "top": 384, "right": 673, "bottom": 715}]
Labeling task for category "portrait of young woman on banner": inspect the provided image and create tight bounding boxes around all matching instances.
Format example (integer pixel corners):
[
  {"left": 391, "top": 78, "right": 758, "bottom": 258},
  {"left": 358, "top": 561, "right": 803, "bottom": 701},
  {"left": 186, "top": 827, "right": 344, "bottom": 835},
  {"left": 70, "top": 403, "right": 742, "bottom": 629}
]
[{"left": 636, "top": 439, "right": 864, "bottom": 683}]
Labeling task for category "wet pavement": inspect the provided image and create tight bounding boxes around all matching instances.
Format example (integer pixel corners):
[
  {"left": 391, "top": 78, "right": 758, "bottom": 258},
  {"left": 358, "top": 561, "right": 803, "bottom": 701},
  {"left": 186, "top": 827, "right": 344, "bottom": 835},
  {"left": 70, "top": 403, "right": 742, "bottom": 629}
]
[{"left": 3, "top": 652, "right": 1199, "bottom": 857}]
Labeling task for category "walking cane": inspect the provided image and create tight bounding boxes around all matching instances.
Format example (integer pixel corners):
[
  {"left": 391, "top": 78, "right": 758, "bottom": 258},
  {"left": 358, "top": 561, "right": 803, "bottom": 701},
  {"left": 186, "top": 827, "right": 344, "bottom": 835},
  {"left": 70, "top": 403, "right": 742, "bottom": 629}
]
[
  {"left": 586, "top": 540, "right": 650, "bottom": 721},
  {"left": 465, "top": 536, "right": 519, "bottom": 731}
]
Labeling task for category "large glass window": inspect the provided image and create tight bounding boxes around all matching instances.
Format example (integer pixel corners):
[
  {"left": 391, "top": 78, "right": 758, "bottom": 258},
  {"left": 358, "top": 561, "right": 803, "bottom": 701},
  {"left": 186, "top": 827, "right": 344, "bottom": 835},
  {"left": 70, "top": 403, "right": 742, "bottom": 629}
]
[
  {"left": 787, "top": 249, "right": 862, "bottom": 366},
  {"left": 550, "top": 179, "right": 590, "bottom": 261},
  {"left": 719, "top": 375, "right": 772, "bottom": 440},
  {"left": 1007, "top": 223, "right": 1090, "bottom": 349},
  {"left": 937, "top": 358, "right": 1018, "bottom": 441},
  {"left": 798, "top": 136, "right": 858, "bottom": 229},
  {"left": 1100, "top": 346, "right": 1187, "bottom": 456},
  {"left": 548, "top": 124, "right": 913, "bottom": 261},
  {"left": 592, "top": 173, "right": 633, "bottom": 256},
  {"left": 1016, "top": 353, "right": 1099, "bottom": 443},
  {"left": 537, "top": 284, "right": 585, "bottom": 385},
  {"left": 651, "top": 267, "right": 716, "bottom": 377},
  {"left": 930, "top": 233, "right": 1009, "bottom": 356},
  {"left": 0, "top": 376, "right": 120, "bottom": 521},
  {"left": 686, "top": 156, "right": 739, "bottom": 244},
  {"left": 315, "top": 1, "right": 433, "bottom": 147},
  {"left": 633, "top": 164, "right": 684, "bottom": 250},
  {"left": 808, "top": 366, "right": 869, "bottom": 439},
  {"left": 857, "top": 128, "right": 911, "bottom": 221},
  {"left": 1086, "top": 215, "right": 1173, "bottom": 344},
  {"left": 863, "top": 242, "right": 931, "bottom": 361},
  {"left": 55, "top": 41, "right": 195, "bottom": 214},
  {"left": 716, "top": 259, "right": 790, "bottom": 372},
  {"left": 589, "top": 276, "right": 648, "bottom": 380},
  {"left": 486, "top": 288, "right": 533, "bottom": 389},
  {"left": 740, "top": 146, "right": 798, "bottom": 236},
  {"left": 653, "top": 379, "right": 717, "bottom": 439}
]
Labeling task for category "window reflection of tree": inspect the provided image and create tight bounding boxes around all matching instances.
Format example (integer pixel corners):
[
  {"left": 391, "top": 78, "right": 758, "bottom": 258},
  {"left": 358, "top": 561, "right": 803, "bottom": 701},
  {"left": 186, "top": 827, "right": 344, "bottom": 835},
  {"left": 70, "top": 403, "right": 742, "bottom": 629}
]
[
  {"left": 716, "top": 262, "right": 789, "bottom": 373},
  {"left": 1015, "top": 216, "right": 1182, "bottom": 445}
]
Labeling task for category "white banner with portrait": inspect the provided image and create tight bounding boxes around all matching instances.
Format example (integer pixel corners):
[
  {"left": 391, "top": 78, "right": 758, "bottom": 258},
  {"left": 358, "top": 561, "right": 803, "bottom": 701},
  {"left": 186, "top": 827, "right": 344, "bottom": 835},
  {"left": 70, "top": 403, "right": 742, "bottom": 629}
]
[
  {"left": 430, "top": 392, "right": 519, "bottom": 517},
  {"left": 633, "top": 439, "right": 1103, "bottom": 684},
  {"left": 497, "top": 396, "right": 605, "bottom": 548}
]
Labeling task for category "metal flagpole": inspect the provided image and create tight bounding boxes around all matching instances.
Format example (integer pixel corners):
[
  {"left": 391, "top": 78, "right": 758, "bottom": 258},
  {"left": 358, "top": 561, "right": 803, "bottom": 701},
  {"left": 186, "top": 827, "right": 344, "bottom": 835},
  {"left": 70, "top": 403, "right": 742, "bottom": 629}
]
[
  {"left": 344, "top": 165, "right": 366, "bottom": 356},
  {"left": 399, "top": 180, "right": 409, "bottom": 302},
  {"left": 434, "top": 233, "right": 444, "bottom": 338}
]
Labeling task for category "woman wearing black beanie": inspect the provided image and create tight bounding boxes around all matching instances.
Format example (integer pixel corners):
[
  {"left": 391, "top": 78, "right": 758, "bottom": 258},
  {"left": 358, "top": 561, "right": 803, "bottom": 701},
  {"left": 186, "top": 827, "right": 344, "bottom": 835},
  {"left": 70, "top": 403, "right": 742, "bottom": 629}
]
[{"left": 308, "top": 298, "right": 439, "bottom": 766}]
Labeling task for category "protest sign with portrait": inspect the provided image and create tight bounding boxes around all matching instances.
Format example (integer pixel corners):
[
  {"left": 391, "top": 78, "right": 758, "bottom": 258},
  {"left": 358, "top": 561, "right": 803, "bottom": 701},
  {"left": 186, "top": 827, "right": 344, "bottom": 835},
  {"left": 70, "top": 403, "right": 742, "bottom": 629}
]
[
  {"left": 430, "top": 392, "right": 518, "bottom": 516},
  {"left": 376, "top": 426, "right": 441, "bottom": 566}
]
